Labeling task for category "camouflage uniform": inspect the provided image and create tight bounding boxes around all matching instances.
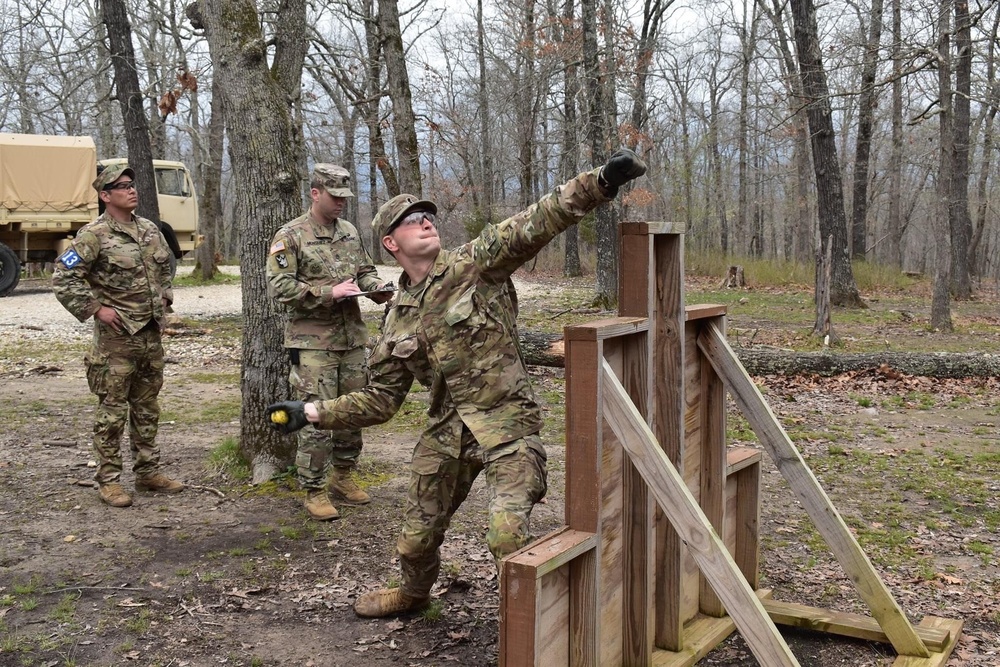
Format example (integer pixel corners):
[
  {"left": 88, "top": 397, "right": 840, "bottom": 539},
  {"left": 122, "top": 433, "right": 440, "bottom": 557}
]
[
  {"left": 52, "top": 210, "right": 174, "bottom": 485},
  {"left": 266, "top": 165, "right": 381, "bottom": 490},
  {"left": 314, "top": 168, "right": 609, "bottom": 598}
]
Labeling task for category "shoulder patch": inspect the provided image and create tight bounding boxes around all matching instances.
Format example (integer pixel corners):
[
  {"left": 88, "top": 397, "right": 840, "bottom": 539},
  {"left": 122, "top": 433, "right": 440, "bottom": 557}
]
[
  {"left": 58, "top": 248, "right": 82, "bottom": 269},
  {"left": 270, "top": 240, "right": 286, "bottom": 254},
  {"left": 275, "top": 253, "right": 289, "bottom": 269}
]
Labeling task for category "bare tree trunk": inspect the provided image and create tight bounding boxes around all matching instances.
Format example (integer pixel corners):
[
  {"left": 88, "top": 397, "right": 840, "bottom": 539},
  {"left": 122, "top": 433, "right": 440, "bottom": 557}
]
[
  {"left": 850, "top": 0, "right": 884, "bottom": 261},
  {"left": 188, "top": 0, "right": 305, "bottom": 480},
  {"left": 102, "top": 0, "right": 161, "bottom": 226},
  {"left": 583, "top": 0, "right": 616, "bottom": 305},
  {"left": 195, "top": 74, "right": 223, "bottom": 280},
  {"left": 950, "top": 0, "right": 972, "bottom": 299},
  {"left": 514, "top": 0, "right": 537, "bottom": 210},
  {"left": 789, "top": 0, "right": 865, "bottom": 308},
  {"left": 737, "top": 0, "right": 759, "bottom": 255},
  {"left": 931, "top": 0, "right": 954, "bottom": 330},
  {"left": 886, "top": 0, "right": 903, "bottom": 268},
  {"left": 971, "top": 8, "right": 1000, "bottom": 274},
  {"left": 477, "top": 0, "right": 495, "bottom": 228},
  {"left": 557, "top": 0, "right": 581, "bottom": 277},
  {"left": 378, "top": 0, "right": 422, "bottom": 195}
]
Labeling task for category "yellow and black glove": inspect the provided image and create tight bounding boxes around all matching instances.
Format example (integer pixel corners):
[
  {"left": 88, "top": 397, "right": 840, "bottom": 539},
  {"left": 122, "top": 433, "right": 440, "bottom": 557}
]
[{"left": 266, "top": 400, "right": 308, "bottom": 435}]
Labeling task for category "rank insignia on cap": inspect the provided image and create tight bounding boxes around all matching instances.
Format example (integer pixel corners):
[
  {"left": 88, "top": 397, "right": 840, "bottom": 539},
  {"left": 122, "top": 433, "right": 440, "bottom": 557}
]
[
  {"left": 275, "top": 253, "right": 288, "bottom": 269},
  {"left": 270, "top": 240, "right": 286, "bottom": 254},
  {"left": 58, "top": 248, "right": 82, "bottom": 268}
]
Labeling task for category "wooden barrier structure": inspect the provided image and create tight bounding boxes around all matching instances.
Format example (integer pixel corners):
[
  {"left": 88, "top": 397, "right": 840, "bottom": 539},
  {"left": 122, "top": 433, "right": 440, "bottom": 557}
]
[{"left": 499, "top": 223, "right": 962, "bottom": 667}]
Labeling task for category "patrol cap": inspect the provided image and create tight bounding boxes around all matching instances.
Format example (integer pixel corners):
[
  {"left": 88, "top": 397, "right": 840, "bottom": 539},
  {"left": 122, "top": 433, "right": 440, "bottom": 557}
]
[
  {"left": 93, "top": 163, "right": 136, "bottom": 192},
  {"left": 372, "top": 194, "right": 438, "bottom": 240},
  {"left": 312, "top": 163, "right": 354, "bottom": 198}
]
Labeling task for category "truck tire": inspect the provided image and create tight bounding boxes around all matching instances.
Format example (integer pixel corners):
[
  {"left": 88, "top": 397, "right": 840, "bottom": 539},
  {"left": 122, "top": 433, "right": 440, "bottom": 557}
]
[{"left": 0, "top": 243, "right": 22, "bottom": 297}]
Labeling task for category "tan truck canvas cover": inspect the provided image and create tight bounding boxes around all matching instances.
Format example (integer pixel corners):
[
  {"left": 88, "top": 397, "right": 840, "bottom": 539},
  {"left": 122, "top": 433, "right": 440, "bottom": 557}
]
[{"left": 0, "top": 133, "right": 98, "bottom": 213}]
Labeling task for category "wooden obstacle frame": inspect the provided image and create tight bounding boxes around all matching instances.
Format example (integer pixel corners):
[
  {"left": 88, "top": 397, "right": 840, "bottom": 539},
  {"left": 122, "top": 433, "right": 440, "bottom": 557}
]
[{"left": 499, "top": 223, "right": 962, "bottom": 667}]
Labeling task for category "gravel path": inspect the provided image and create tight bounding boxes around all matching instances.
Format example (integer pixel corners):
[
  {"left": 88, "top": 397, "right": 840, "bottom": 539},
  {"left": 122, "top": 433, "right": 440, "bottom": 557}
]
[{"left": 0, "top": 264, "right": 546, "bottom": 343}]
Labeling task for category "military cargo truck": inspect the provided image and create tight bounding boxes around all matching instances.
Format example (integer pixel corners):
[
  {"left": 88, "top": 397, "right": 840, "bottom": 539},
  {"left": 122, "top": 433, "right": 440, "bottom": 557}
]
[{"left": 0, "top": 133, "right": 200, "bottom": 297}]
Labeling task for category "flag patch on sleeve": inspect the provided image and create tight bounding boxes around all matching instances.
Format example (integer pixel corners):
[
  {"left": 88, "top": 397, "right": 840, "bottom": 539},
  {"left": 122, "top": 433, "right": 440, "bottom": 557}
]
[
  {"left": 58, "top": 248, "right": 82, "bottom": 268},
  {"left": 270, "top": 240, "right": 286, "bottom": 254}
]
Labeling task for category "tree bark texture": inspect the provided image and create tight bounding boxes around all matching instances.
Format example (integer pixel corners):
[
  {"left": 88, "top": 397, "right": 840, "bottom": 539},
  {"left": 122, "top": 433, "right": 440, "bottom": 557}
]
[
  {"left": 191, "top": 0, "right": 304, "bottom": 479},
  {"left": 850, "top": 0, "right": 884, "bottom": 261},
  {"left": 378, "top": 0, "right": 422, "bottom": 196},
  {"left": 195, "top": 73, "right": 224, "bottom": 279},
  {"left": 557, "top": 0, "right": 581, "bottom": 277},
  {"left": 789, "top": 0, "right": 864, "bottom": 308},
  {"left": 932, "top": 0, "right": 954, "bottom": 331},
  {"left": 101, "top": 0, "right": 161, "bottom": 226},
  {"left": 949, "top": 0, "right": 972, "bottom": 300}
]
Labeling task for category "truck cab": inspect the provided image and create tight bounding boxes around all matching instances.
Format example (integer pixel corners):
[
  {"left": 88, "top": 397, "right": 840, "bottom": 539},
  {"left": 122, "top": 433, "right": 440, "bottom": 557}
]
[{"left": 0, "top": 133, "right": 200, "bottom": 297}]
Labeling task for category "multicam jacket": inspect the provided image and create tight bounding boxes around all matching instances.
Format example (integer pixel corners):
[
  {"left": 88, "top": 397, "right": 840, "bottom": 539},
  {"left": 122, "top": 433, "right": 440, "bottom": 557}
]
[
  {"left": 315, "top": 168, "right": 609, "bottom": 457},
  {"left": 266, "top": 212, "right": 381, "bottom": 351},
  {"left": 52, "top": 212, "right": 174, "bottom": 334}
]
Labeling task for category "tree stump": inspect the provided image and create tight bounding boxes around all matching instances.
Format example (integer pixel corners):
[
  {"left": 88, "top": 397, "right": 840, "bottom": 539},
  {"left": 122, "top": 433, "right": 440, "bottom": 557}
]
[{"left": 720, "top": 265, "right": 746, "bottom": 288}]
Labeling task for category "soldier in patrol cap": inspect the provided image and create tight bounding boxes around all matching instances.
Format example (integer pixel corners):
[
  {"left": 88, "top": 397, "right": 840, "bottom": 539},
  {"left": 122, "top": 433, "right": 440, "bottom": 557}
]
[
  {"left": 266, "top": 163, "right": 393, "bottom": 521},
  {"left": 53, "top": 162, "right": 185, "bottom": 508},
  {"left": 268, "top": 149, "right": 647, "bottom": 616}
]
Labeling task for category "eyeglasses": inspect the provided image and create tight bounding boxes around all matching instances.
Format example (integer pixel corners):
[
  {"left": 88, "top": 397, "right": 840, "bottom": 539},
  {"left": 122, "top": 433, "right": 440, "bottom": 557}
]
[
  {"left": 104, "top": 181, "right": 137, "bottom": 191},
  {"left": 398, "top": 211, "right": 435, "bottom": 228}
]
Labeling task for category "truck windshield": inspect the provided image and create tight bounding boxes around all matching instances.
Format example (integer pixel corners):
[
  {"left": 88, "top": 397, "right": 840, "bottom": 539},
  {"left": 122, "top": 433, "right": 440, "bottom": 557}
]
[{"left": 155, "top": 168, "right": 187, "bottom": 196}]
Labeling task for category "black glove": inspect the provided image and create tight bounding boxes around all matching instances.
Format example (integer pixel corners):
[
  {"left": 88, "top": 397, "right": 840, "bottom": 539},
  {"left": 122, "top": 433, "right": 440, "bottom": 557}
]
[
  {"left": 598, "top": 148, "right": 647, "bottom": 197},
  {"left": 266, "top": 400, "right": 309, "bottom": 435}
]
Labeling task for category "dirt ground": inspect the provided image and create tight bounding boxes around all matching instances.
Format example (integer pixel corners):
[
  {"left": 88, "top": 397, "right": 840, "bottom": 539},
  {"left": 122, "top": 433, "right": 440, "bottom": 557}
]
[{"left": 1, "top": 274, "right": 999, "bottom": 667}]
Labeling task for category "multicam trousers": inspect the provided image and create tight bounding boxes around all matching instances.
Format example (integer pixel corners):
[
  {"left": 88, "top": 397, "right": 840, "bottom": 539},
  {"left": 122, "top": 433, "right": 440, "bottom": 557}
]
[
  {"left": 289, "top": 347, "right": 367, "bottom": 489},
  {"left": 398, "top": 433, "right": 548, "bottom": 599},
  {"left": 85, "top": 322, "right": 165, "bottom": 484}
]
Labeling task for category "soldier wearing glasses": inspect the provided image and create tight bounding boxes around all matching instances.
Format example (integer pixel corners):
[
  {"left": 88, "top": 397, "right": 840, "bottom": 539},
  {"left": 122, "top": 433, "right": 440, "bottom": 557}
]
[
  {"left": 266, "top": 164, "right": 392, "bottom": 521},
  {"left": 268, "top": 149, "right": 647, "bottom": 617},
  {"left": 53, "top": 163, "right": 184, "bottom": 508}
]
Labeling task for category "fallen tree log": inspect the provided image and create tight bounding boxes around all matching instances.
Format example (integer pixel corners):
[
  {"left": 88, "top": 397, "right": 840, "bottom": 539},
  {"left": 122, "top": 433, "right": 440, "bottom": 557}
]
[{"left": 518, "top": 331, "right": 1000, "bottom": 378}]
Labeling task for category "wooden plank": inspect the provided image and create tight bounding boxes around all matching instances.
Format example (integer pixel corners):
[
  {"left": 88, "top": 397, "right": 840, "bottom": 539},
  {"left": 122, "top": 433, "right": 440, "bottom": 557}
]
[
  {"left": 538, "top": 565, "right": 571, "bottom": 664},
  {"left": 599, "top": 340, "right": 625, "bottom": 666},
  {"left": 500, "top": 560, "right": 540, "bottom": 666},
  {"left": 699, "top": 318, "right": 727, "bottom": 617},
  {"left": 651, "top": 590, "right": 775, "bottom": 667},
  {"left": 653, "top": 232, "right": 686, "bottom": 651},
  {"left": 891, "top": 617, "right": 963, "bottom": 667},
  {"left": 680, "top": 321, "right": 704, "bottom": 624},
  {"left": 503, "top": 527, "right": 599, "bottom": 578},
  {"left": 685, "top": 304, "right": 728, "bottom": 321},
  {"left": 698, "top": 322, "right": 931, "bottom": 659},
  {"left": 565, "top": 317, "right": 649, "bottom": 341},
  {"left": 726, "top": 447, "right": 762, "bottom": 475},
  {"left": 619, "top": 221, "right": 686, "bottom": 235},
  {"left": 565, "top": 336, "right": 602, "bottom": 532},
  {"left": 762, "top": 600, "right": 952, "bottom": 652},
  {"left": 601, "top": 360, "right": 801, "bottom": 667},
  {"left": 619, "top": 227, "right": 653, "bottom": 317},
  {"left": 570, "top": 545, "right": 599, "bottom": 666},
  {"left": 621, "top": 333, "right": 655, "bottom": 665},
  {"left": 734, "top": 461, "right": 761, "bottom": 588}
]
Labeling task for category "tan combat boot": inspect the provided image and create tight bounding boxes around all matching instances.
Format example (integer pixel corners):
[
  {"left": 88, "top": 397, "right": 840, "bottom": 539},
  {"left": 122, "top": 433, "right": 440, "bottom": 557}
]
[
  {"left": 98, "top": 483, "right": 133, "bottom": 508},
  {"left": 354, "top": 587, "right": 429, "bottom": 618},
  {"left": 135, "top": 473, "right": 185, "bottom": 493},
  {"left": 304, "top": 490, "right": 340, "bottom": 521},
  {"left": 327, "top": 466, "right": 370, "bottom": 505}
]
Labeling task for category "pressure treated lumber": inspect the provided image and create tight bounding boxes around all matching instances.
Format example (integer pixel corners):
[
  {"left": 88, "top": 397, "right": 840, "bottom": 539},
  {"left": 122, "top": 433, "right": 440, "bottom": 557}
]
[{"left": 697, "top": 322, "right": 930, "bottom": 659}]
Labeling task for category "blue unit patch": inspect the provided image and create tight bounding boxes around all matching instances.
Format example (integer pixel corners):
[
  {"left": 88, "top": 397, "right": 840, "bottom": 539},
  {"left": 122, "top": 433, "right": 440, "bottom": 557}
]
[{"left": 58, "top": 248, "right": 82, "bottom": 269}]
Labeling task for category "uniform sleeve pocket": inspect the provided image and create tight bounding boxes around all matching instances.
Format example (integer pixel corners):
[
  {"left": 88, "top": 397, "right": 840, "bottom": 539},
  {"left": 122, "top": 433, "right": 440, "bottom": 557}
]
[
  {"left": 390, "top": 336, "right": 419, "bottom": 359},
  {"left": 153, "top": 248, "right": 172, "bottom": 265}
]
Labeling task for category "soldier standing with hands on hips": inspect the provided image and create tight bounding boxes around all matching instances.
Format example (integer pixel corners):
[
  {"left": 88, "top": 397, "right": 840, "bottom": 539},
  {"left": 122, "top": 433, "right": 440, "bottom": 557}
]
[
  {"left": 267, "top": 149, "right": 646, "bottom": 617},
  {"left": 53, "top": 163, "right": 184, "bottom": 508},
  {"left": 266, "top": 164, "right": 393, "bottom": 521}
]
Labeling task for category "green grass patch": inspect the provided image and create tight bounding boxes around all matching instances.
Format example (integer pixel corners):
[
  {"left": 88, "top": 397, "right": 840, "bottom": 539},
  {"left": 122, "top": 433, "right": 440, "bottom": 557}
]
[
  {"left": 172, "top": 269, "right": 242, "bottom": 287},
  {"left": 206, "top": 437, "right": 251, "bottom": 482}
]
